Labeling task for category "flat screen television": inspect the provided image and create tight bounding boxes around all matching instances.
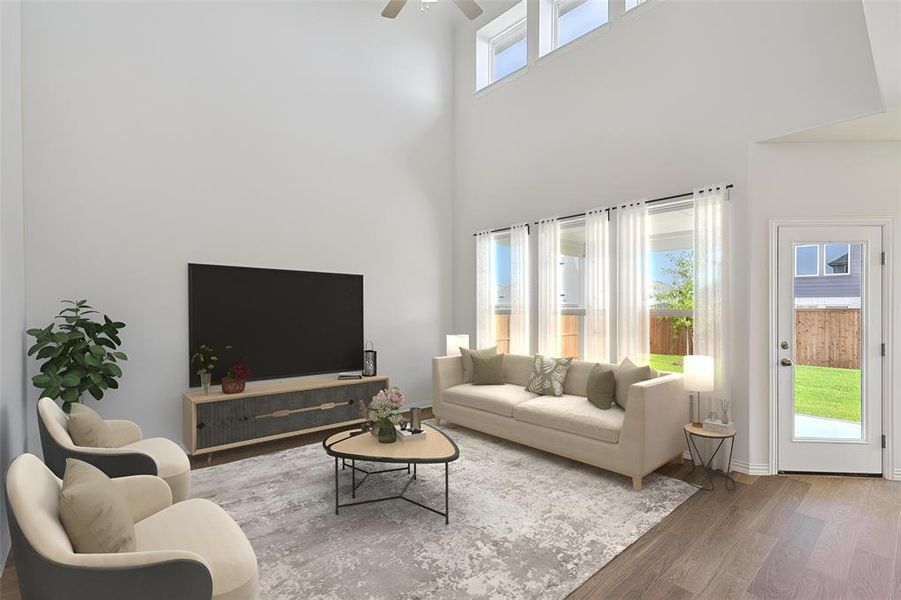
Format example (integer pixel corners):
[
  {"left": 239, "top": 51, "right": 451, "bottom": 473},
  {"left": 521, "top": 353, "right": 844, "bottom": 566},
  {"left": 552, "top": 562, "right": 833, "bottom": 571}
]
[{"left": 188, "top": 264, "right": 363, "bottom": 386}]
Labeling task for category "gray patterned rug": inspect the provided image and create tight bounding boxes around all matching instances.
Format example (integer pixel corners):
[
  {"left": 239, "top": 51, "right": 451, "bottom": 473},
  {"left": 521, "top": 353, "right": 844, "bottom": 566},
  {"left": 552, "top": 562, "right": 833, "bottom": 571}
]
[{"left": 192, "top": 422, "right": 696, "bottom": 600}]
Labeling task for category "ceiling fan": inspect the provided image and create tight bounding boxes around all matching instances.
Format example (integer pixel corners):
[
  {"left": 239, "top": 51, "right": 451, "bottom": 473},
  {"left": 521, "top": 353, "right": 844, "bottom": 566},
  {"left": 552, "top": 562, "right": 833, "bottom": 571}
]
[{"left": 381, "top": 0, "right": 483, "bottom": 20}]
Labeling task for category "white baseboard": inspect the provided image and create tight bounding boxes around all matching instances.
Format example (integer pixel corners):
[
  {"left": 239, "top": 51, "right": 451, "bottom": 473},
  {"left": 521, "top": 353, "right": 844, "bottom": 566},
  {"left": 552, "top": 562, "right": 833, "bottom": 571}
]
[
  {"left": 731, "top": 459, "right": 771, "bottom": 476},
  {"left": 894, "top": 467, "right": 901, "bottom": 480}
]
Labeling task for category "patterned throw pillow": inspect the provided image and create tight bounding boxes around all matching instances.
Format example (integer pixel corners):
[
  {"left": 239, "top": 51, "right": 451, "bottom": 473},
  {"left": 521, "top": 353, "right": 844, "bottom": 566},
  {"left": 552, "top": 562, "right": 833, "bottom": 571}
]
[{"left": 525, "top": 355, "right": 573, "bottom": 397}]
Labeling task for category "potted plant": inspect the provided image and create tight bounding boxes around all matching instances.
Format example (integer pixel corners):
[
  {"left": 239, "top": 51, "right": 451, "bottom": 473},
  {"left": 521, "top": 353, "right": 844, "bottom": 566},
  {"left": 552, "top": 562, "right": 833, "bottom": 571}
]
[
  {"left": 221, "top": 362, "right": 251, "bottom": 394},
  {"left": 368, "top": 387, "right": 405, "bottom": 443},
  {"left": 190, "top": 344, "right": 218, "bottom": 394},
  {"left": 27, "top": 299, "right": 127, "bottom": 413}
]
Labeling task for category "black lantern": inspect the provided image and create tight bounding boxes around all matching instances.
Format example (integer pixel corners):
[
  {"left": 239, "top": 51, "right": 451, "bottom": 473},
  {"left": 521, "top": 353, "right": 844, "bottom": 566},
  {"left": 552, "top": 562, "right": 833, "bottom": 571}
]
[{"left": 363, "top": 340, "right": 377, "bottom": 377}]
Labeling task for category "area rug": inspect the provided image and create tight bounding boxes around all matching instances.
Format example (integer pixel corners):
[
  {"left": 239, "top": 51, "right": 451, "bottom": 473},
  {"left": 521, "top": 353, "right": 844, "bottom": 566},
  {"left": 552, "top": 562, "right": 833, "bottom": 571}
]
[{"left": 192, "top": 423, "right": 696, "bottom": 600}]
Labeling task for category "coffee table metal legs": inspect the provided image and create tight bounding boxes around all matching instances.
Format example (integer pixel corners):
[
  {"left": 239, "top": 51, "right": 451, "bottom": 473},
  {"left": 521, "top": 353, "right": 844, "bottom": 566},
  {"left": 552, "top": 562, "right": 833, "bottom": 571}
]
[{"left": 332, "top": 461, "right": 450, "bottom": 524}]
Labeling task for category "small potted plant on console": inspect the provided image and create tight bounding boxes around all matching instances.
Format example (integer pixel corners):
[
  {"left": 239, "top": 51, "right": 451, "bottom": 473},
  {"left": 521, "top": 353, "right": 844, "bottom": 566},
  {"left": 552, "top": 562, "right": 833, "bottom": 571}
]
[
  {"left": 368, "top": 387, "right": 405, "bottom": 443},
  {"left": 221, "top": 362, "right": 251, "bottom": 394}
]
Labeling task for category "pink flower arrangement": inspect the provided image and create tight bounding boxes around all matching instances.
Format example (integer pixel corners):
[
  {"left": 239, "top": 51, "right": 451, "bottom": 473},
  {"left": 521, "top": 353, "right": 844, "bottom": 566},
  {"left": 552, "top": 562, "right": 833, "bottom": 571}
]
[{"left": 368, "top": 386, "right": 405, "bottom": 424}]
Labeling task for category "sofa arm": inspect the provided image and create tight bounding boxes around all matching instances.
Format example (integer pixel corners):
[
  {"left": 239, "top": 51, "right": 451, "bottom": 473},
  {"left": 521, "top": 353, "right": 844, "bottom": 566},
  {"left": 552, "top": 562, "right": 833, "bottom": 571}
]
[
  {"left": 106, "top": 420, "right": 144, "bottom": 447},
  {"left": 111, "top": 475, "right": 173, "bottom": 522},
  {"left": 432, "top": 356, "right": 464, "bottom": 412},
  {"left": 622, "top": 373, "right": 688, "bottom": 476}
]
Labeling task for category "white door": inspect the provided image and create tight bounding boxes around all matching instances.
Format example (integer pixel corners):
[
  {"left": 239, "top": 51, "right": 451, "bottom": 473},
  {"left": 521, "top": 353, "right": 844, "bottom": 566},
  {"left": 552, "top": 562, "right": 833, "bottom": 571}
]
[{"left": 777, "top": 225, "right": 883, "bottom": 473}]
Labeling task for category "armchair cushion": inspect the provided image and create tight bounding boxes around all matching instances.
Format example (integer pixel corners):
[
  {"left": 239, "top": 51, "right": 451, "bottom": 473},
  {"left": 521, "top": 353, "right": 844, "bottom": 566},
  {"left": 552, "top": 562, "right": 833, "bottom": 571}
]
[
  {"left": 122, "top": 437, "right": 192, "bottom": 502},
  {"left": 67, "top": 403, "right": 116, "bottom": 448},
  {"left": 111, "top": 475, "right": 173, "bottom": 522},
  {"left": 58, "top": 459, "right": 136, "bottom": 554},
  {"left": 135, "top": 499, "right": 258, "bottom": 600}
]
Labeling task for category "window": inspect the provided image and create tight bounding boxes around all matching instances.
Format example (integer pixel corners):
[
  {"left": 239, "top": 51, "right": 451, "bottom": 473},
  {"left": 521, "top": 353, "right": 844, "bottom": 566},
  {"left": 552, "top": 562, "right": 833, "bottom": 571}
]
[
  {"left": 794, "top": 245, "right": 819, "bottom": 277},
  {"left": 648, "top": 202, "right": 694, "bottom": 372},
  {"left": 824, "top": 243, "right": 851, "bottom": 276},
  {"left": 559, "top": 219, "right": 586, "bottom": 358},
  {"left": 624, "top": 0, "right": 649, "bottom": 12},
  {"left": 539, "top": 0, "right": 607, "bottom": 57},
  {"left": 493, "top": 232, "right": 512, "bottom": 352},
  {"left": 476, "top": 2, "right": 527, "bottom": 91}
]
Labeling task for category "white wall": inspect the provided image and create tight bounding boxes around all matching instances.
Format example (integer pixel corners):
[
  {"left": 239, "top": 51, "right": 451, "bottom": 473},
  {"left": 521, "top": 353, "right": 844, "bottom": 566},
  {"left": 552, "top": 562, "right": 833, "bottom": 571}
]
[
  {"left": 1, "top": 0, "right": 26, "bottom": 564},
  {"left": 21, "top": 1, "right": 455, "bottom": 449},
  {"left": 747, "top": 141, "right": 901, "bottom": 473},
  {"left": 451, "top": 0, "right": 885, "bottom": 466}
]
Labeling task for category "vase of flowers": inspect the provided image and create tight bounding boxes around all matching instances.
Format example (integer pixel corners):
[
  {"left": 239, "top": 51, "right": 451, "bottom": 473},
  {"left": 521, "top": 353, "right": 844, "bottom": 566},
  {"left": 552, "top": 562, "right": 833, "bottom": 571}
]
[
  {"left": 221, "top": 362, "right": 251, "bottom": 394},
  {"left": 368, "top": 387, "right": 404, "bottom": 443},
  {"left": 191, "top": 344, "right": 218, "bottom": 394}
]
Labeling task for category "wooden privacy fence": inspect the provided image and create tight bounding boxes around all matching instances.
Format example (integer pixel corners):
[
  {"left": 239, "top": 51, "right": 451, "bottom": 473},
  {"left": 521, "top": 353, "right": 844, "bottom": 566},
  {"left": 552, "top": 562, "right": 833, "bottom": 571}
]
[
  {"left": 650, "top": 316, "right": 693, "bottom": 356},
  {"left": 795, "top": 309, "right": 861, "bottom": 369}
]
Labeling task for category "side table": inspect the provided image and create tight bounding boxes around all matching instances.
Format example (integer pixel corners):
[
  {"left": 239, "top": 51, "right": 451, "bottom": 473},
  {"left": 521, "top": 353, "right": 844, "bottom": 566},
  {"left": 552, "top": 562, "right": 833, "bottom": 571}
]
[{"left": 683, "top": 423, "right": 736, "bottom": 491}]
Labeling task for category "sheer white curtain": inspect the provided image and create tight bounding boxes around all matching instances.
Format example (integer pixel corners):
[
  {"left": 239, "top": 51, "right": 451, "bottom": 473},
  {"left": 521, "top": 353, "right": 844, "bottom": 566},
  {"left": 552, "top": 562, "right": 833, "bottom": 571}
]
[
  {"left": 615, "top": 202, "right": 649, "bottom": 365},
  {"left": 584, "top": 209, "right": 610, "bottom": 363},
  {"left": 509, "top": 224, "right": 530, "bottom": 355},
  {"left": 475, "top": 231, "right": 495, "bottom": 349},
  {"left": 694, "top": 186, "right": 730, "bottom": 415},
  {"left": 537, "top": 219, "right": 560, "bottom": 356}
]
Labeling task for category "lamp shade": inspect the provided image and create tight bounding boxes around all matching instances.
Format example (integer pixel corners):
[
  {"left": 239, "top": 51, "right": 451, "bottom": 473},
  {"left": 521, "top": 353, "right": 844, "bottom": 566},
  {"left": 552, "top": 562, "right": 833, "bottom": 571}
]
[
  {"left": 446, "top": 334, "right": 470, "bottom": 356},
  {"left": 683, "top": 355, "right": 715, "bottom": 392}
]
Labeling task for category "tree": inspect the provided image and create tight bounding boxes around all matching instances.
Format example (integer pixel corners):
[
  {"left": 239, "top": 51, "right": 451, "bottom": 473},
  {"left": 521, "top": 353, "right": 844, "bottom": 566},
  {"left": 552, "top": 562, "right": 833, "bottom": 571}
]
[{"left": 652, "top": 251, "right": 693, "bottom": 355}]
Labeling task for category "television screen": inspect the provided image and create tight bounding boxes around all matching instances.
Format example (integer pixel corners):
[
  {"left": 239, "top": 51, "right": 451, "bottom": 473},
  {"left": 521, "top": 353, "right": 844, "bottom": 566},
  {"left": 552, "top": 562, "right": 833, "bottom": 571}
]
[{"left": 188, "top": 264, "right": 363, "bottom": 386}]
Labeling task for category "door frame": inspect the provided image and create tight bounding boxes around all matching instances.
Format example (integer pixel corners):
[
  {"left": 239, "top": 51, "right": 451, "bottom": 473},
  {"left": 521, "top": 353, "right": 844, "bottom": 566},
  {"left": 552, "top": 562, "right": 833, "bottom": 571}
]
[{"left": 768, "top": 217, "right": 894, "bottom": 478}]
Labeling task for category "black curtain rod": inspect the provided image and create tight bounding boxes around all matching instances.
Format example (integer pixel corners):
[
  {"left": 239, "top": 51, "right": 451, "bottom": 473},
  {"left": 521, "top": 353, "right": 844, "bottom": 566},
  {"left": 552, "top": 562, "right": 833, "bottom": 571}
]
[
  {"left": 471, "top": 184, "right": 734, "bottom": 236},
  {"left": 472, "top": 223, "right": 531, "bottom": 237},
  {"left": 546, "top": 184, "right": 734, "bottom": 225}
]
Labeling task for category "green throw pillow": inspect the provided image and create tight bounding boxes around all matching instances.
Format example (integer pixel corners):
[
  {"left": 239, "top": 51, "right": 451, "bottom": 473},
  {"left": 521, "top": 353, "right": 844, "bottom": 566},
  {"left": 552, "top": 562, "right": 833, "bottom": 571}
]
[
  {"left": 614, "top": 365, "right": 658, "bottom": 409},
  {"left": 460, "top": 346, "right": 498, "bottom": 384},
  {"left": 525, "top": 355, "right": 572, "bottom": 397},
  {"left": 472, "top": 352, "right": 504, "bottom": 385},
  {"left": 586, "top": 366, "right": 616, "bottom": 409}
]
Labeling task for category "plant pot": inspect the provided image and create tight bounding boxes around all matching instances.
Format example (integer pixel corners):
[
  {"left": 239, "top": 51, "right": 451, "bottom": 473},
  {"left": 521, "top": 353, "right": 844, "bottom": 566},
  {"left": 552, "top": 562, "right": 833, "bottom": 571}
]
[
  {"left": 377, "top": 419, "right": 397, "bottom": 444},
  {"left": 221, "top": 377, "right": 245, "bottom": 394}
]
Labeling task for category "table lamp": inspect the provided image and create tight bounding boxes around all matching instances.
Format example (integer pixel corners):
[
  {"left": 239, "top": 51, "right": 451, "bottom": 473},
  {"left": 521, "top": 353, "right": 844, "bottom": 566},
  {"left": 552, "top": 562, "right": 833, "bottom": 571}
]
[
  {"left": 446, "top": 334, "right": 470, "bottom": 356},
  {"left": 684, "top": 355, "right": 714, "bottom": 427}
]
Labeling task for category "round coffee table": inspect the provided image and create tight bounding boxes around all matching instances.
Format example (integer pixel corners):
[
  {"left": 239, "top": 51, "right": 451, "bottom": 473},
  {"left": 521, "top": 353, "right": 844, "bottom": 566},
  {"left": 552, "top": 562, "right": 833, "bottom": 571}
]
[{"left": 323, "top": 423, "right": 460, "bottom": 524}]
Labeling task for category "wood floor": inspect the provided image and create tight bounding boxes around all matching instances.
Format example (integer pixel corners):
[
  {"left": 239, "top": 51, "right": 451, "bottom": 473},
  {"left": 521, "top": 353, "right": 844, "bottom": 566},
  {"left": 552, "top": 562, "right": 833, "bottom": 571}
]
[{"left": 3, "top": 422, "right": 901, "bottom": 599}]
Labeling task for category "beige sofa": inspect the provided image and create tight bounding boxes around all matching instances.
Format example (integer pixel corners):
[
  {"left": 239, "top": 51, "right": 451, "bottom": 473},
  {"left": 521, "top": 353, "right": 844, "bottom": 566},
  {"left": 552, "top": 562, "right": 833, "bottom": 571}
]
[{"left": 432, "top": 353, "right": 687, "bottom": 490}]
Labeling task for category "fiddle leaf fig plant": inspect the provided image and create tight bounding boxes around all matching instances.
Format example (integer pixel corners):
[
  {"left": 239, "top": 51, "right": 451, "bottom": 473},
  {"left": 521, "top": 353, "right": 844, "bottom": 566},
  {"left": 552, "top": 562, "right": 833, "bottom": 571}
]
[{"left": 27, "top": 299, "right": 127, "bottom": 412}]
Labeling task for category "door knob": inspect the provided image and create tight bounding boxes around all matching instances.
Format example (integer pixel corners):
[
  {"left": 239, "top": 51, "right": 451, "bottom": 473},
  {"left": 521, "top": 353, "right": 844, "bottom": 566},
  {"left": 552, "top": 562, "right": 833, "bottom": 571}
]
[{"left": 780, "top": 358, "right": 793, "bottom": 367}]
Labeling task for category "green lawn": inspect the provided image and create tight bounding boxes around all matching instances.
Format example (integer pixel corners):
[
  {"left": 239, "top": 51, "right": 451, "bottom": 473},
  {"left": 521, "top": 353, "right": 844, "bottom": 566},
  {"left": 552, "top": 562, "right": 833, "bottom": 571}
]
[
  {"left": 794, "top": 364, "right": 861, "bottom": 422},
  {"left": 650, "top": 354, "right": 861, "bottom": 423},
  {"left": 650, "top": 353, "right": 684, "bottom": 373}
]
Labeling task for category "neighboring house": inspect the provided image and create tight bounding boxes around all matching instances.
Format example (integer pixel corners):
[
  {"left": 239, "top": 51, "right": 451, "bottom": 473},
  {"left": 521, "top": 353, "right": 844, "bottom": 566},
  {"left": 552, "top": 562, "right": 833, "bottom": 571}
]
[{"left": 794, "top": 243, "right": 862, "bottom": 309}]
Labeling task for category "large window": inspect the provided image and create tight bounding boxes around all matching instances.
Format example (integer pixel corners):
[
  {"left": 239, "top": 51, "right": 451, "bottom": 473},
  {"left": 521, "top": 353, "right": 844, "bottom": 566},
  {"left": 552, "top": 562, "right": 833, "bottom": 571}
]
[
  {"left": 648, "top": 202, "right": 694, "bottom": 372},
  {"left": 476, "top": 2, "right": 527, "bottom": 91},
  {"left": 559, "top": 220, "right": 586, "bottom": 358},
  {"left": 624, "top": 0, "right": 649, "bottom": 12},
  {"left": 493, "top": 232, "right": 512, "bottom": 352}
]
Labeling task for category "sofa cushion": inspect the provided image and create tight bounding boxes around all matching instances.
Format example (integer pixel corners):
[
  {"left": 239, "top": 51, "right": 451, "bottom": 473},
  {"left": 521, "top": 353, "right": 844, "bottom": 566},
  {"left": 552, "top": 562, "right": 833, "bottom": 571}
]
[
  {"left": 513, "top": 395, "right": 625, "bottom": 443},
  {"left": 525, "top": 355, "right": 573, "bottom": 396},
  {"left": 67, "top": 403, "right": 116, "bottom": 448},
  {"left": 615, "top": 365, "right": 658, "bottom": 409},
  {"left": 460, "top": 346, "right": 497, "bottom": 384},
  {"left": 586, "top": 367, "right": 616, "bottom": 409},
  {"left": 135, "top": 499, "right": 258, "bottom": 600},
  {"left": 58, "top": 459, "right": 136, "bottom": 554},
  {"left": 563, "top": 360, "right": 615, "bottom": 396},
  {"left": 443, "top": 383, "right": 538, "bottom": 417},
  {"left": 472, "top": 352, "right": 504, "bottom": 385},
  {"left": 502, "top": 354, "right": 534, "bottom": 387}
]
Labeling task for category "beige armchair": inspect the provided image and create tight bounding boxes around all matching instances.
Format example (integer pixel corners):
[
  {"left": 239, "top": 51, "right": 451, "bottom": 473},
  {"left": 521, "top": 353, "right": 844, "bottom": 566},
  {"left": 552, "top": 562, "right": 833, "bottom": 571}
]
[
  {"left": 38, "top": 397, "right": 191, "bottom": 502},
  {"left": 5, "top": 453, "right": 258, "bottom": 600}
]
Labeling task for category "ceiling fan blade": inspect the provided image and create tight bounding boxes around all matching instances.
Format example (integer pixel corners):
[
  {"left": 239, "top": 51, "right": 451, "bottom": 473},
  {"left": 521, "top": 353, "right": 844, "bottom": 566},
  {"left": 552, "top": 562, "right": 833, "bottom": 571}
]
[
  {"left": 381, "top": 0, "right": 408, "bottom": 18},
  {"left": 453, "top": 0, "right": 483, "bottom": 20}
]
